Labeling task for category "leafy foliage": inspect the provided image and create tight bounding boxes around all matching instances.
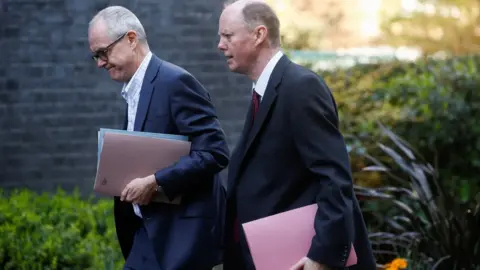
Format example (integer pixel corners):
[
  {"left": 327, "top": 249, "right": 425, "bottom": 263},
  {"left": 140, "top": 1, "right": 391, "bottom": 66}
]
[
  {"left": 309, "top": 54, "right": 480, "bottom": 268},
  {"left": 319, "top": 55, "right": 480, "bottom": 200},
  {"left": 0, "top": 189, "right": 122, "bottom": 270},
  {"left": 354, "top": 124, "right": 480, "bottom": 269}
]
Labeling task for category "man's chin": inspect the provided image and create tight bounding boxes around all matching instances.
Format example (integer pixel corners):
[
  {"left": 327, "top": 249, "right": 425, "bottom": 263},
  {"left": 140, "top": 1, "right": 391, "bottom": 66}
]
[
  {"left": 230, "top": 67, "right": 247, "bottom": 76},
  {"left": 108, "top": 70, "right": 125, "bottom": 82},
  {"left": 227, "top": 64, "right": 242, "bottom": 74},
  {"left": 109, "top": 75, "right": 124, "bottom": 82}
]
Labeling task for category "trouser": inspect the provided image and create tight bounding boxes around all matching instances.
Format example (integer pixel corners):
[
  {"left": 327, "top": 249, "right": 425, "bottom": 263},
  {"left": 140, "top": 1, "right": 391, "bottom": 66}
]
[
  {"left": 223, "top": 240, "right": 253, "bottom": 270},
  {"left": 123, "top": 224, "right": 215, "bottom": 270}
]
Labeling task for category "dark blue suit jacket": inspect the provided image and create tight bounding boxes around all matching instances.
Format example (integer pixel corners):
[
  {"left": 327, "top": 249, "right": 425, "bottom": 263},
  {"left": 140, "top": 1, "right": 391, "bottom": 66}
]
[
  {"left": 224, "top": 55, "right": 376, "bottom": 269},
  {"left": 114, "top": 54, "right": 229, "bottom": 269}
]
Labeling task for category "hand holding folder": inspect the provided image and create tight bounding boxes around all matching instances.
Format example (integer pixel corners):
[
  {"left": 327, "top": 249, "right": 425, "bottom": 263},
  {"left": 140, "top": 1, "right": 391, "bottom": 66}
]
[
  {"left": 242, "top": 204, "right": 358, "bottom": 270},
  {"left": 94, "top": 128, "right": 191, "bottom": 204}
]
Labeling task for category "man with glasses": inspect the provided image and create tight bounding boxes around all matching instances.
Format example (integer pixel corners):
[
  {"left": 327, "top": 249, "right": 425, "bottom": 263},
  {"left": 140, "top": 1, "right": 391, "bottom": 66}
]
[{"left": 88, "top": 5, "right": 229, "bottom": 270}]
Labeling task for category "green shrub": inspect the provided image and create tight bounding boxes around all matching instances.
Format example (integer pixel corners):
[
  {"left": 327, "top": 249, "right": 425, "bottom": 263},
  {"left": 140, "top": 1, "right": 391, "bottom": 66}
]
[
  {"left": 355, "top": 124, "right": 480, "bottom": 269},
  {"left": 0, "top": 189, "right": 122, "bottom": 270},
  {"left": 317, "top": 55, "right": 480, "bottom": 199}
]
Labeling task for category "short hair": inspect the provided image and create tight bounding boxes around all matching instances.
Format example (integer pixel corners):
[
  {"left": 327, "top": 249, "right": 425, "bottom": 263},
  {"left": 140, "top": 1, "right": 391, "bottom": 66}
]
[
  {"left": 225, "top": 1, "right": 281, "bottom": 47},
  {"left": 89, "top": 6, "right": 148, "bottom": 44}
]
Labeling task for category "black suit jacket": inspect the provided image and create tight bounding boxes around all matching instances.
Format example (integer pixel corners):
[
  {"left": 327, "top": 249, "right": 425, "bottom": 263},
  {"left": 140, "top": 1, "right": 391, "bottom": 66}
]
[
  {"left": 225, "top": 55, "right": 376, "bottom": 269},
  {"left": 114, "top": 55, "right": 229, "bottom": 270}
]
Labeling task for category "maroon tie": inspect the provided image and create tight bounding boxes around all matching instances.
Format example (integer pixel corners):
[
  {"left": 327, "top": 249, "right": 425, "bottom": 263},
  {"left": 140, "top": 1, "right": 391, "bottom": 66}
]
[
  {"left": 251, "top": 89, "right": 260, "bottom": 121},
  {"left": 233, "top": 89, "right": 260, "bottom": 243}
]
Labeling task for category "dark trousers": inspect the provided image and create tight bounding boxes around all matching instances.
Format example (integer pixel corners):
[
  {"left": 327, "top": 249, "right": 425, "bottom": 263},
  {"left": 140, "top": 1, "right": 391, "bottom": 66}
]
[
  {"left": 223, "top": 242, "right": 248, "bottom": 270},
  {"left": 123, "top": 225, "right": 161, "bottom": 270},
  {"left": 223, "top": 238, "right": 257, "bottom": 270}
]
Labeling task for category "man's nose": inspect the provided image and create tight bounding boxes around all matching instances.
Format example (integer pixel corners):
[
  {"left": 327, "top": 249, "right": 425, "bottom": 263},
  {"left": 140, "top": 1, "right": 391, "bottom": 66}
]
[
  {"left": 96, "top": 58, "right": 107, "bottom": 68},
  {"left": 217, "top": 40, "right": 226, "bottom": 51}
]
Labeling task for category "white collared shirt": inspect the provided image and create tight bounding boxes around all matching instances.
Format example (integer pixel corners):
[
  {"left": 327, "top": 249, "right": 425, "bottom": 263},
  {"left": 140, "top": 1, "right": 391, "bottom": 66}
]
[
  {"left": 121, "top": 51, "right": 153, "bottom": 218},
  {"left": 252, "top": 50, "right": 284, "bottom": 100}
]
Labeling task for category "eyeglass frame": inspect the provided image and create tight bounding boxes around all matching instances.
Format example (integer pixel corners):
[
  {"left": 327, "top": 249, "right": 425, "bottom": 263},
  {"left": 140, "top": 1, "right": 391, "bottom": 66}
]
[{"left": 91, "top": 32, "right": 128, "bottom": 62}]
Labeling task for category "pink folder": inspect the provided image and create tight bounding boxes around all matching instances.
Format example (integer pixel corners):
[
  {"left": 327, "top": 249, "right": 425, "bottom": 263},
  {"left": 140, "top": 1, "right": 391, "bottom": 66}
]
[
  {"left": 242, "top": 204, "right": 357, "bottom": 270},
  {"left": 94, "top": 131, "right": 190, "bottom": 203}
]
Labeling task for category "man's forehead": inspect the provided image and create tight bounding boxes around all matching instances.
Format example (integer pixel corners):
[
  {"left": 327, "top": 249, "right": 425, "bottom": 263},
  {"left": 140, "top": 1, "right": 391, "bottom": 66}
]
[
  {"left": 88, "top": 22, "right": 111, "bottom": 51},
  {"left": 89, "top": 20, "right": 107, "bottom": 38},
  {"left": 221, "top": 0, "right": 266, "bottom": 25},
  {"left": 222, "top": 2, "right": 241, "bottom": 18},
  {"left": 219, "top": 22, "right": 244, "bottom": 36},
  {"left": 219, "top": 10, "right": 245, "bottom": 32}
]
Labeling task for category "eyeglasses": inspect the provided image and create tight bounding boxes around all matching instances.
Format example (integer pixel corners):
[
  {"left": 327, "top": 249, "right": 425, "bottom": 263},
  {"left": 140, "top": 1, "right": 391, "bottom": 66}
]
[{"left": 91, "top": 32, "right": 127, "bottom": 62}]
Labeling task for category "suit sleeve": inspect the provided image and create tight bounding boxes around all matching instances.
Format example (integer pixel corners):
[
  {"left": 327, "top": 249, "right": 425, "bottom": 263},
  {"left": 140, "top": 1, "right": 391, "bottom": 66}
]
[
  {"left": 154, "top": 73, "right": 230, "bottom": 200},
  {"left": 289, "top": 73, "right": 355, "bottom": 267}
]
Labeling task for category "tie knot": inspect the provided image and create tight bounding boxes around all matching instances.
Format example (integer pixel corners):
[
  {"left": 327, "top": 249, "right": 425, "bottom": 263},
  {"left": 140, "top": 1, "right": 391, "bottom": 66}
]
[{"left": 252, "top": 89, "right": 260, "bottom": 100}]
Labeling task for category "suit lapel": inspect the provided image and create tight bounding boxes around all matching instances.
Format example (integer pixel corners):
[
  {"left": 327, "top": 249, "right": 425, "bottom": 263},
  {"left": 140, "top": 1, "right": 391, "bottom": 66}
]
[
  {"left": 234, "top": 55, "right": 290, "bottom": 179},
  {"left": 243, "top": 83, "right": 277, "bottom": 154},
  {"left": 133, "top": 55, "right": 162, "bottom": 131}
]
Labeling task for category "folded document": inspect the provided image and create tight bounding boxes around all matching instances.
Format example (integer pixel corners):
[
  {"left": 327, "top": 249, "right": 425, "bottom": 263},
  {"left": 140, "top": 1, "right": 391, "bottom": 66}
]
[
  {"left": 94, "top": 128, "right": 191, "bottom": 204},
  {"left": 242, "top": 204, "right": 358, "bottom": 270}
]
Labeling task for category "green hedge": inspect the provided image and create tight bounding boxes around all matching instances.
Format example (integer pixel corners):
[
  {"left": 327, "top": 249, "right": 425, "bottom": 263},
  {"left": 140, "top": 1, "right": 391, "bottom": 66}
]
[
  {"left": 0, "top": 189, "right": 122, "bottom": 270},
  {"left": 318, "top": 55, "right": 480, "bottom": 199},
  {"left": 311, "top": 55, "right": 480, "bottom": 265},
  {"left": 354, "top": 124, "right": 480, "bottom": 268}
]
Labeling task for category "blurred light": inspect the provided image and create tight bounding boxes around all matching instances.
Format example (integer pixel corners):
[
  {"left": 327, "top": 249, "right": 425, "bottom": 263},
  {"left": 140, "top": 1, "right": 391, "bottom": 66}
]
[{"left": 402, "top": 0, "right": 417, "bottom": 11}]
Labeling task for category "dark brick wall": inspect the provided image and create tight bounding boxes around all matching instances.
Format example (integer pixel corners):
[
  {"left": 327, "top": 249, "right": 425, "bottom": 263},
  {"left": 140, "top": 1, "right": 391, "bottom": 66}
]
[{"left": 0, "top": 0, "right": 250, "bottom": 193}]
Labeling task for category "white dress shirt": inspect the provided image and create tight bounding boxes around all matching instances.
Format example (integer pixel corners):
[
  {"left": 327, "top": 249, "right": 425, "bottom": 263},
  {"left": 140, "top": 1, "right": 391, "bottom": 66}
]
[
  {"left": 121, "top": 51, "right": 153, "bottom": 218},
  {"left": 252, "top": 50, "right": 284, "bottom": 101}
]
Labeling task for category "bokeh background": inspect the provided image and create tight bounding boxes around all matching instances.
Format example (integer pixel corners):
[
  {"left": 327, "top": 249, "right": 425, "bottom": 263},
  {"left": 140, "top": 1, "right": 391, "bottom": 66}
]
[{"left": 1, "top": 0, "right": 479, "bottom": 269}]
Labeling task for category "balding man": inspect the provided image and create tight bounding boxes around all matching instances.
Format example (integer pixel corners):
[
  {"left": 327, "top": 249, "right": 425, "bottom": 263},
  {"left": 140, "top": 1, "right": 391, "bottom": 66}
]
[
  {"left": 217, "top": 1, "right": 376, "bottom": 269},
  {"left": 88, "top": 6, "right": 229, "bottom": 270}
]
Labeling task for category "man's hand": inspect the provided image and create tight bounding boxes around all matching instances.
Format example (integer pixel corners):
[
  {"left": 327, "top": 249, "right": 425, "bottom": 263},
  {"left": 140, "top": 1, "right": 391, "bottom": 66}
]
[
  {"left": 120, "top": 174, "right": 157, "bottom": 205},
  {"left": 290, "top": 257, "right": 331, "bottom": 270}
]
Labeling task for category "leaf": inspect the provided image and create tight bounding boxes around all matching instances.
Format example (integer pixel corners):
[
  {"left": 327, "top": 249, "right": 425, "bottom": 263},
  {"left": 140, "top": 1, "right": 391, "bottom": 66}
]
[
  {"left": 362, "top": 165, "right": 389, "bottom": 172},
  {"left": 378, "top": 122, "right": 417, "bottom": 160},
  {"left": 353, "top": 185, "right": 417, "bottom": 199},
  {"left": 410, "top": 164, "right": 434, "bottom": 207},
  {"left": 385, "top": 217, "right": 408, "bottom": 231},
  {"left": 361, "top": 152, "right": 408, "bottom": 185},
  {"left": 431, "top": 255, "right": 451, "bottom": 270},
  {"left": 378, "top": 143, "right": 416, "bottom": 176},
  {"left": 393, "top": 200, "right": 416, "bottom": 215}
]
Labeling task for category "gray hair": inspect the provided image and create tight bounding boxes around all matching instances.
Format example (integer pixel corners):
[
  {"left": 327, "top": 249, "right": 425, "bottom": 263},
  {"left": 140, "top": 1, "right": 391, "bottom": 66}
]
[
  {"left": 89, "top": 6, "right": 148, "bottom": 44},
  {"left": 242, "top": 2, "right": 280, "bottom": 47},
  {"left": 224, "top": 0, "right": 281, "bottom": 48}
]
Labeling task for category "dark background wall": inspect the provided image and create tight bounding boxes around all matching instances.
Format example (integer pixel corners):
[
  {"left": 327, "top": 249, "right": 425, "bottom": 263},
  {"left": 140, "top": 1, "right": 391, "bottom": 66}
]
[{"left": 0, "top": 0, "right": 250, "bottom": 193}]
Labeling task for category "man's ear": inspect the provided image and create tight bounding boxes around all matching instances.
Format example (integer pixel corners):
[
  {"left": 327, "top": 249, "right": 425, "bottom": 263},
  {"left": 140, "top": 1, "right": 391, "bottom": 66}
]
[
  {"left": 254, "top": 25, "right": 268, "bottom": 46},
  {"left": 126, "top": 30, "right": 138, "bottom": 48}
]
